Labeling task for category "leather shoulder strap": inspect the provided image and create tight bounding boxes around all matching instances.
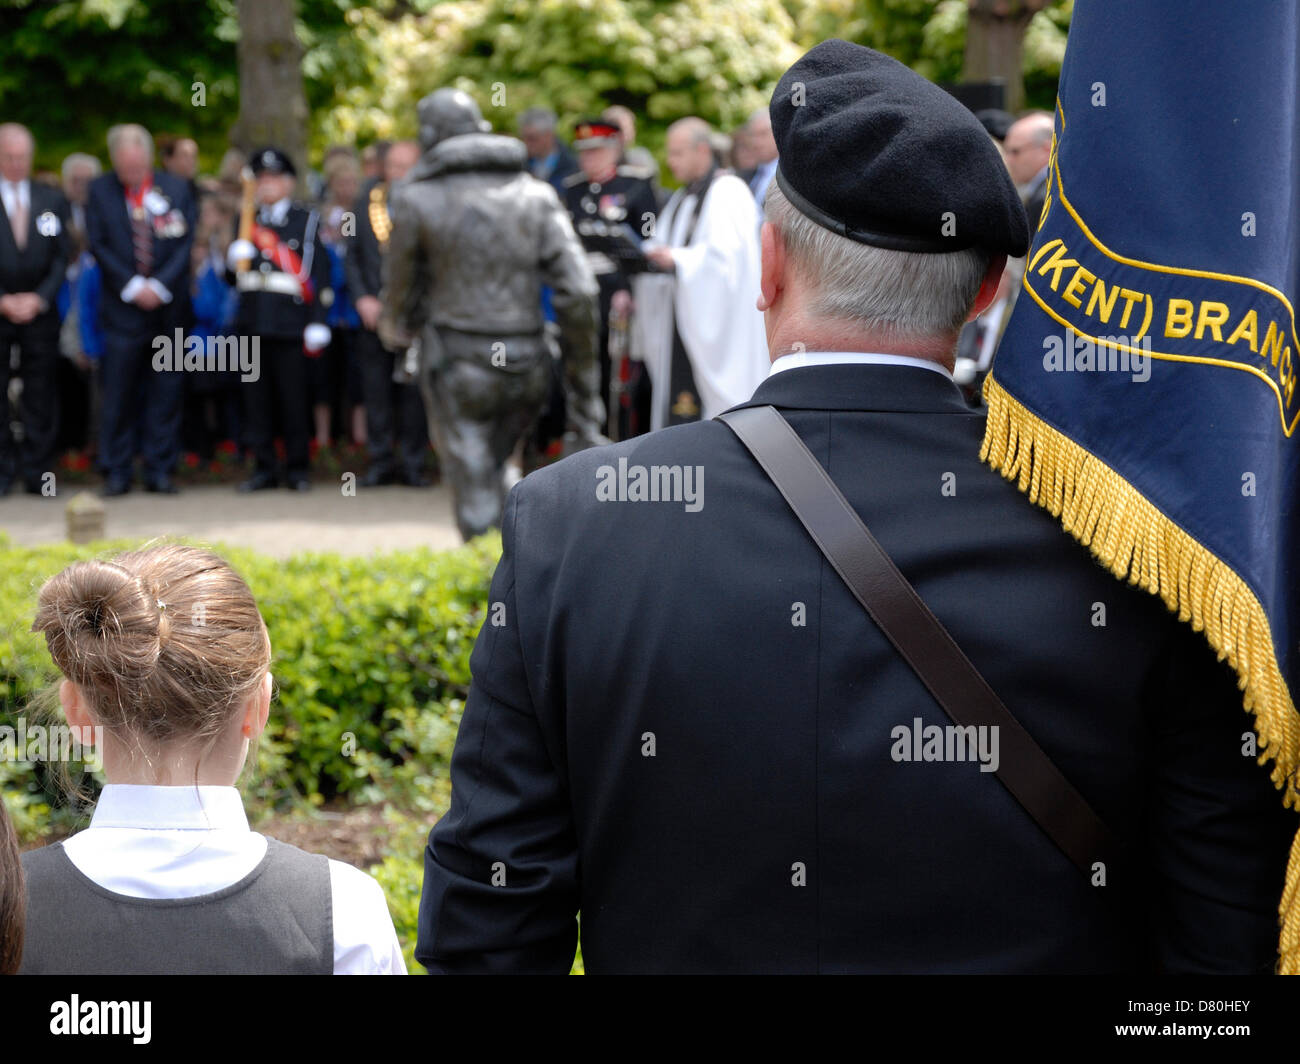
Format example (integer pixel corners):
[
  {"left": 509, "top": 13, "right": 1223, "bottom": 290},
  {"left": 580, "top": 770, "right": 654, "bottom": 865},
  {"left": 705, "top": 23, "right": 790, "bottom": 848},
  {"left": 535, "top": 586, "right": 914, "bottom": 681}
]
[{"left": 717, "top": 403, "right": 1122, "bottom": 879}]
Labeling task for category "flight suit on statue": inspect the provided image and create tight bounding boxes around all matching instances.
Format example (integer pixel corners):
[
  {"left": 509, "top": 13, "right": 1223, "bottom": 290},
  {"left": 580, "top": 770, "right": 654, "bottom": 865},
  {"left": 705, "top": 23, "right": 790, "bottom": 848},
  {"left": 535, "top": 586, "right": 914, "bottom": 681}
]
[{"left": 380, "top": 88, "right": 604, "bottom": 540}]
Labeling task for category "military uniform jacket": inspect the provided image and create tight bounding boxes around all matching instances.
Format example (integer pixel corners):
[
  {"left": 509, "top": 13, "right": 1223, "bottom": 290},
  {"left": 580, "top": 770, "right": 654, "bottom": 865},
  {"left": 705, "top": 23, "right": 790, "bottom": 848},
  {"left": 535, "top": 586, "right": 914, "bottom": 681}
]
[
  {"left": 417, "top": 362, "right": 1296, "bottom": 974},
  {"left": 229, "top": 201, "right": 332, "bottom": 340},
  {"left": 562, "top": 165, "right": 657, "bottom": 290}
]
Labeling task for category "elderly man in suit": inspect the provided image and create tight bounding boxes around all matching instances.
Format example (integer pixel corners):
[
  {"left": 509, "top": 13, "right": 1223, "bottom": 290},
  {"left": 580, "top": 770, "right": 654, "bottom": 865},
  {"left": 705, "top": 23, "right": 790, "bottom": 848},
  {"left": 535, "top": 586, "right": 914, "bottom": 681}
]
[
  {"left": 1005, "top": 111, "right": 1054, "bottom": 237},
  {"left": 417, "top": 40, "right": 1294, "bottom": 974},
  {"left": 86, "top": 123, "right": 195, "bottom": 495},
  {"left": 0, "top": 123, "right": 69, "bottom": 496}
]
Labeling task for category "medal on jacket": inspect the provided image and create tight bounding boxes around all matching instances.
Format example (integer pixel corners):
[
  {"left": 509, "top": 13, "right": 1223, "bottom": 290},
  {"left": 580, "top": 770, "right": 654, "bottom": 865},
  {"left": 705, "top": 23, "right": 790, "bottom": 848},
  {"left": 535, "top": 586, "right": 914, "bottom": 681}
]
[{"left": 369, "top": 185, "right": 391, "bottom": 247}]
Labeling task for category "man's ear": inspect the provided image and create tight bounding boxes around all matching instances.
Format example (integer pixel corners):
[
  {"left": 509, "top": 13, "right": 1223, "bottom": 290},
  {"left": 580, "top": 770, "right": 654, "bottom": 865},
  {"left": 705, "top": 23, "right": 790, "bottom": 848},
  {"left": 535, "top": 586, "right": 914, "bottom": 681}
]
[
  {"left": 967, "top": 253, "right": 1008, "bottom": 321},
  {"left": 757, "top": 221, "right": 784, "bottom": 312}
]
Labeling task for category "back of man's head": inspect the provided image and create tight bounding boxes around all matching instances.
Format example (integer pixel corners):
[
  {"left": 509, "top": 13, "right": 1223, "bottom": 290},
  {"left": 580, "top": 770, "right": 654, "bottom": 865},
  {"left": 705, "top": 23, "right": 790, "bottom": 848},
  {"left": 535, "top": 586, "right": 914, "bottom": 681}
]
[
  {"left": 764, "top": 183, "right": 992, "bottom": 356},
  {"left": 758, "top": 40, "right": 1026, "bottom": 362}
]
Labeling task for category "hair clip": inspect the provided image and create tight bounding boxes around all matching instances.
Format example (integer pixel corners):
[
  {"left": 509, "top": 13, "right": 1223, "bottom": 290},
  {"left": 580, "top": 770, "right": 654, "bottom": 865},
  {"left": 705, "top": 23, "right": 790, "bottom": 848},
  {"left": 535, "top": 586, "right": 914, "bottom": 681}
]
[{"left": 156, "top": 599, "right": 167, "bottom": 611}]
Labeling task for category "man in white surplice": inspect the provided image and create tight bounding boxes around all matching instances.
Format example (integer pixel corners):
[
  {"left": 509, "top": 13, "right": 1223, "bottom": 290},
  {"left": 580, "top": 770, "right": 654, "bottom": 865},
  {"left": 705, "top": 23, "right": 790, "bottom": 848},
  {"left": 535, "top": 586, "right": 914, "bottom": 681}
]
[{"left": 635, "top": 117, "right": 768, "bottom": 430}]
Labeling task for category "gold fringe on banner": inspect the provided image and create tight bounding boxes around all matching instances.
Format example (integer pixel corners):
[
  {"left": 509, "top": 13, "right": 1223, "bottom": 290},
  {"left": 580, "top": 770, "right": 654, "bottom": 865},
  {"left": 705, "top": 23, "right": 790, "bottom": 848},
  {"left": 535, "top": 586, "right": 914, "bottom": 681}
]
[{"left": 980, "top": 372, "right": 1300, "bottom": 974}]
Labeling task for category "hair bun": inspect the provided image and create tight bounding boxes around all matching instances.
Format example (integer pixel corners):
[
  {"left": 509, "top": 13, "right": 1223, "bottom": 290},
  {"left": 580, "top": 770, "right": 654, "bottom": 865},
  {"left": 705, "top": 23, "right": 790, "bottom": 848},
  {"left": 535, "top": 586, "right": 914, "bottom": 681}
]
[
  {"left": 62, "top": 562, "right": 136, "bottom": 640},
  {"left": 31, "top": 543, "right": 272, "bottom": 747},
  {"left": 32, "top": 560, "right": 163, "bottom": 681}
]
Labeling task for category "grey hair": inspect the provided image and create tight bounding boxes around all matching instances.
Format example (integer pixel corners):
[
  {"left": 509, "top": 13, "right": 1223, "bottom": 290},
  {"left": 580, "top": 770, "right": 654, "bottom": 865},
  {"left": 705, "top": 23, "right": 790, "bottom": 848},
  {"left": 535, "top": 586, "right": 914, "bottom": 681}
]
[
  {"left": 668, "top": 116, "right": 713, "bottom": 146},
  {"left": 61, "top": 152, "right": 102, "bottom": 181},
  {"left": 1015, "top": 110, "right": 1055, "bottom": 146},
  {"left": 764, "top": 182, "right": 991, "bottom": 340},
  {"left": 106, "top": 124, "right": 154, "bottom": 161},
  {"left": 517, "top": 107, "right": 557, "bottom": 133}
]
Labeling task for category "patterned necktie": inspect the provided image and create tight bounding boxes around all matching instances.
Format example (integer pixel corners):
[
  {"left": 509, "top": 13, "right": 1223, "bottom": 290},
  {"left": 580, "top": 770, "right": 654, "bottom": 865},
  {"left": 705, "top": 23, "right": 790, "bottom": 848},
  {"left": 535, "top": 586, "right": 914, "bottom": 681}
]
[
  {"left": 7, "top": 185, "right": 26, "bottom": 251},
  {"left": 130, "top": 187, "right": 153, "bottom": 276}
]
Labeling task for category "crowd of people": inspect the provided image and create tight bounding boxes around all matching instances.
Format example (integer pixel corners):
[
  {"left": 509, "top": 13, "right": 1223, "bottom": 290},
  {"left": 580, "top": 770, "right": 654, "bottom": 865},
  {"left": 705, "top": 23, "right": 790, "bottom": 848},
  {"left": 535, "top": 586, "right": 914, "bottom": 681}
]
[
  {"left": 0, "top": 123, "right": 432, "bottom": 495},
  {"left": 0, "top": 97, "right": 1051, "bottom": 501}
]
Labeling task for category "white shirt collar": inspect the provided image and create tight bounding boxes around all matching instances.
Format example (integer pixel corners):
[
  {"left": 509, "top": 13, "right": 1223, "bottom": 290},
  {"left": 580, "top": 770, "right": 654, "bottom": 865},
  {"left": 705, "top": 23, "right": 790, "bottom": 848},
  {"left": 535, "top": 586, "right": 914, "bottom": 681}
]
[
  {"left": 1, "top": 178, "right": 29, "bottom": 209},
  {"left": 768, "top": 350, "right": 954, "bottom": 381},
  {"left": 260, "top": 197, "right": 291, "bottom": 226},
  {"left": 89, "top": 784, "right": 250, "bottom": 832}
]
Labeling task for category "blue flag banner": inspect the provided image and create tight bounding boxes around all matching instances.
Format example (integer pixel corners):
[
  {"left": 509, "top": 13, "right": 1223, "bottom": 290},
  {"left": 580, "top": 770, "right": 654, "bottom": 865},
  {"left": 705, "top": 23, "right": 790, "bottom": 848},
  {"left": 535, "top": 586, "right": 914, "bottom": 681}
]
[{"left": 980, "top": 0, "right": 1299, "bottom": 968}]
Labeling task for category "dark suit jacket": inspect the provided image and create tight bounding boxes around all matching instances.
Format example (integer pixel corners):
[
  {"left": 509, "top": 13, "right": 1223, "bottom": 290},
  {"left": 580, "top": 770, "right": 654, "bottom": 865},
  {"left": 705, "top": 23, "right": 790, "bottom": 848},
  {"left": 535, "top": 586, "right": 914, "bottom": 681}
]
[
  {"left": 418, "top": 362, "right": 1296, "bottom": 974},
  {"left": 85, "top": 169, "right": 194, "bottom": 332},
  {"left": 344, "top": 178, "right": 384, "bottom": 305},
  {"left": 1024, "top": 166, "right": 1049, "bottom": 237},
  {"left": 0, "top": 181, "right": 69, "bottom": 317}
]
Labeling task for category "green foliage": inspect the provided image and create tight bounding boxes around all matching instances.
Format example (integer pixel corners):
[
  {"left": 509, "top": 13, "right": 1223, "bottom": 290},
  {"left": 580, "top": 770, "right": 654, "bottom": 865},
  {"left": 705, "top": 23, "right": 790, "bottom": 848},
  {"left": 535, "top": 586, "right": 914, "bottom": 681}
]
[
  {"left": 363, "top": 808, "right": 435, "bottom": 973},
  {"left": 0, "top": 0, "right": 239, "bottom": 169},
  {"left": 784, "top": 0, "right": 1068, "bottom": 108},
  {"left": 323, "top": 0, "right": 1071, "bottom": 157},
  {"left": 322, "top": 0, "right": 801, "bottom": 161},
  {"left": 0, "top": 0, "right": 1070, "bottom": 178},
  {"left": 786, "top": 0, "right": 949, "bottom": 77},
  {"left": 0, "top": 529, "right": 501, "bottom": 837},
  {"left": 1023, "top": 0, "right": 1072, "bottom": 110}
]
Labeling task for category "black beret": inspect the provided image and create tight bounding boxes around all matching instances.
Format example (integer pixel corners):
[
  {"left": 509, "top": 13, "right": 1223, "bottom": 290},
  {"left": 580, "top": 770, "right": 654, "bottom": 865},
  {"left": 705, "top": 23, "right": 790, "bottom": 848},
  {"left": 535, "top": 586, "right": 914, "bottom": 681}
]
[
  {"left": 770, "top": 39, "right": 1029, "bottom": 257},
  {"left": 250, "top": 146, "right": 296, "bottom": 177}
]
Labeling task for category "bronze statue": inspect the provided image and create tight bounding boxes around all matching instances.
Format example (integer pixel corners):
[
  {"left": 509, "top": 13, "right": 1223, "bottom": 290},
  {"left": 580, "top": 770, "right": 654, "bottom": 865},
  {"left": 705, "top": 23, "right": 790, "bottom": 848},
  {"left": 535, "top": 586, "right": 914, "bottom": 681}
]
[{"left": 380, "top": 88, "right": 606, "bottom": 540}]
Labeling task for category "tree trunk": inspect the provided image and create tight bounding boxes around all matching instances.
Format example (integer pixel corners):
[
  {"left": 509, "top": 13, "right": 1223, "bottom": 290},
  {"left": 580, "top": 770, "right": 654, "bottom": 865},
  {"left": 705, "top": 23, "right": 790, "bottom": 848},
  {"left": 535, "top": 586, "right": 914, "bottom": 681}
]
[
  {"left": 230, "top": 0, "right": 309, "bottom": 193},
  {"left": 963, "top": 0, "right": 1048, "bottom": 114}
]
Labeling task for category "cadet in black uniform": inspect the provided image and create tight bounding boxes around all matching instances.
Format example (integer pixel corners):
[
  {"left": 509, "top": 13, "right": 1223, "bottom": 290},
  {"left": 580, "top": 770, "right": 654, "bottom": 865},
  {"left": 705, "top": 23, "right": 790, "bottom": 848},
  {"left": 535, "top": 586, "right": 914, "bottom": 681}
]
[
  {"left": 226, "top": 148, "right": 332, "bottom": 492},
  {"left": 561, "top": 119, "right": 657, "bottom": 440}
]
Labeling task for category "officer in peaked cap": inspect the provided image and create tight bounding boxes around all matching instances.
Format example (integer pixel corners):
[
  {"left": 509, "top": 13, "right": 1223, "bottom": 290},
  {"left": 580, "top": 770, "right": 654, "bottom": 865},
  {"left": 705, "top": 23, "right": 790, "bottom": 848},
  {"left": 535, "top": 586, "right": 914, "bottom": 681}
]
[
  {"left": 418, "top": 39, "right": 1291, "bottom": 975},
  {"left": 252, "top": 147, "right": 295, "bottom": 177},
  {"left": 561, "top": 118, "right": 658, "bottom": 439},
  {"left": 227, "top": 145, "right": 333, "bottom": 492}
]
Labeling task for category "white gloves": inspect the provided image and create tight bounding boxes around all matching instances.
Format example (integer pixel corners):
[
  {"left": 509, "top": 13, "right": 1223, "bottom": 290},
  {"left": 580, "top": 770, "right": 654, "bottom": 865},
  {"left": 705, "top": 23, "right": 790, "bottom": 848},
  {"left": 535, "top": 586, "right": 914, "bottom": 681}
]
[
  {"left": 952, "top": 358, "right": 977, "bottom": 386},
  {"left": 226, "top": 239, "right": 257, "bottom": 270},
  {"left": 303, "top": 324, "right": 332, "bottom": 353}
]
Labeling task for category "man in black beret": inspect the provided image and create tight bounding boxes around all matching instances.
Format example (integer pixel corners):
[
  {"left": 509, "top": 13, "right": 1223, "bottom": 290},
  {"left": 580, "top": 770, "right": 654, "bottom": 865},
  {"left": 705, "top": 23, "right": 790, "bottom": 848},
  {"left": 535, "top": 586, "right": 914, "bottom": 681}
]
[{"left": 417, "top": 39, "right": 1291, "bottom": 974}]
